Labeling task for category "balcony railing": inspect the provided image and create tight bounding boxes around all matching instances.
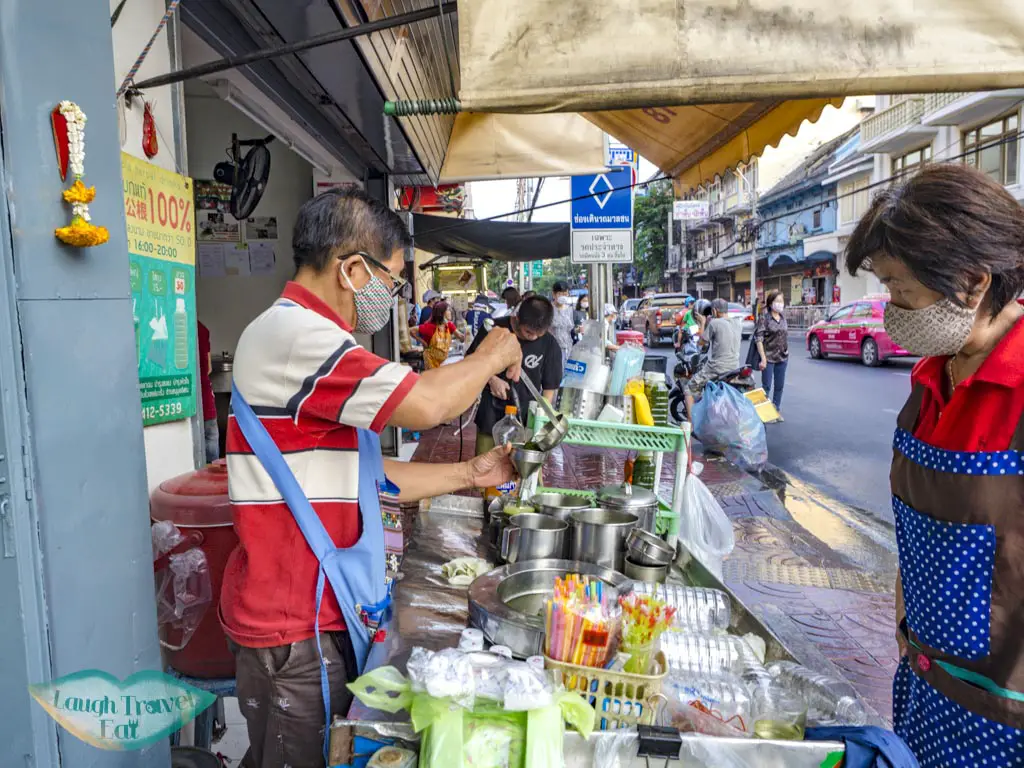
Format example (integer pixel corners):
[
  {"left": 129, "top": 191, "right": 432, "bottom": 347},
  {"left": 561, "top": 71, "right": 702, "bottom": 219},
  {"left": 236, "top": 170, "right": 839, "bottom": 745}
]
[
  {"left": 861, "top": 96, "right": 926, "bottom": 143},
  {"left": 923, "top": 92, "right": 969, "bottom": 115}
]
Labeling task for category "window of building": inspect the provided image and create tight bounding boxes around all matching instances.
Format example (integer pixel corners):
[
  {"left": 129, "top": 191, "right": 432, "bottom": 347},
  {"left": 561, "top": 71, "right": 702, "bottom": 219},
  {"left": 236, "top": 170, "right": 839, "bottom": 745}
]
[
  {"left": 839, "top": 175, "right": 870, "bottom": 225},
  {"left": 812, "top": 210, "right": 822, "bottom": 229},
  {"left": 892, "top": 145, "right": 932, "bottom": 178},
  {"left": 963, "top": 112, "right": 1019, "bottom": 186}
]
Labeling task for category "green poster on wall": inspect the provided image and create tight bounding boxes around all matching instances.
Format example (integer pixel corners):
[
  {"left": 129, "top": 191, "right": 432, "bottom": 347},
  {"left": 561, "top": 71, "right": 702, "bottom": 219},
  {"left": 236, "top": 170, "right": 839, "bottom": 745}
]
[{"left": 122, "top": 153, "right": 198, "bottom": 427}]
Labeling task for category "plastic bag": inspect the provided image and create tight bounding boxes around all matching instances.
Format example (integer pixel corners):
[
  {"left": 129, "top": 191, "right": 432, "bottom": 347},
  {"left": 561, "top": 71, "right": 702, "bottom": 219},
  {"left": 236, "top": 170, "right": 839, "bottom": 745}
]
[
  {"left": 608, "top": 343, "right": 645, "bottom": 395},
  {"left": 691, "top": 381, "right": 767, "bottom": 470},
  {"left": 152, "top": 522, "right": 212, "bottom": 651},
  {"left": 680, "top": 471, "right": 734, "bottom": 578},
  {"left": 347, "top": 665, "right": 414, "bottom": 713}
]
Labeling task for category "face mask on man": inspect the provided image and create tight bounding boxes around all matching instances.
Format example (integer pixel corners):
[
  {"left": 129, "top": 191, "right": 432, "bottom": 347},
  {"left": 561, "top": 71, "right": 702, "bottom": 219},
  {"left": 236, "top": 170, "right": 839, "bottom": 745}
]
[
  {"left": 883, "top": 297, "right": 976, "bottom": 357},
  {"left": 342, "top": 256, "right": 393, "bottom": 334}
]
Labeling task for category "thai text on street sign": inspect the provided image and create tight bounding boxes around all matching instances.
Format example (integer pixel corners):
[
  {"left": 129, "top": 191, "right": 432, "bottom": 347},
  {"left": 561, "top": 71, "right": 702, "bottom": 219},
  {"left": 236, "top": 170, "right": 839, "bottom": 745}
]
[
  {"left": 532, "top": 261, "right": 543, "bottom": 277},
  {"left": 122, "top": 153, "right": 198, "bottom": 427},
  {"left": 673, "top": 200, "right": 710, "bottom": 221},
  {"left": 570, "top": 166, "right": 633, "bottom": 264}
]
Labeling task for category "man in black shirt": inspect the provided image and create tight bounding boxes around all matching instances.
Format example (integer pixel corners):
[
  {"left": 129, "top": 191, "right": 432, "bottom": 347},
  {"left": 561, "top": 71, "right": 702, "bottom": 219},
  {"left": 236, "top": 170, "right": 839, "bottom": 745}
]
[{"left": 467, "top": 295, "right": 562, "bottom": 455}]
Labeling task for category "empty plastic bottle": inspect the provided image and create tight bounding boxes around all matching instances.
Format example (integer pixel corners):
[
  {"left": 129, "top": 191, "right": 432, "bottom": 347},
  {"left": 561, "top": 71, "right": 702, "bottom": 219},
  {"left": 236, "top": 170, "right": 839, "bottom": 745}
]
[
  {"left": 661, "top": 632, "right": 761, "bottom": 679},
  {"left": 766, "top": 661, "right": 872, "bottom": 726},
  {"left": 631, "top": 583, "right": 731, "bottom": 632},
  {"left": 492, "top": 405, "right": 528, "bottom": 447}
]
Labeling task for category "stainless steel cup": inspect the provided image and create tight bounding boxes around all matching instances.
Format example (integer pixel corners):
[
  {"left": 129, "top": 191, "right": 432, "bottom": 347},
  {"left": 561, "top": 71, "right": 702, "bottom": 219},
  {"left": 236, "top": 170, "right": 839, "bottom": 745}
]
[
  {"left": 501, "top": 513, "right": 568, "bottom": 564},
  {"left": 569, "top": 507, "right": 639, "bottom": 572}
]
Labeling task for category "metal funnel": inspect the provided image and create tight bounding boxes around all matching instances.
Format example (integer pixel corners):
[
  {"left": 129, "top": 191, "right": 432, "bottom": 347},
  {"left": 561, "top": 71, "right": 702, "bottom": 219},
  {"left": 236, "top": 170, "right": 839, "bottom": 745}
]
[{"left": 511, "top": 443, "right": 546, "bottom": 483}]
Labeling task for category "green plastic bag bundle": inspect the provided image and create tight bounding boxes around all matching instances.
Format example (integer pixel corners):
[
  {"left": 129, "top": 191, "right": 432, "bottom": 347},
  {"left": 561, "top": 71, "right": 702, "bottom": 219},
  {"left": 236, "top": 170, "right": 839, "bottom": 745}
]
[{"left": 349, "top": 665, "right": 595, "bottom": 768}]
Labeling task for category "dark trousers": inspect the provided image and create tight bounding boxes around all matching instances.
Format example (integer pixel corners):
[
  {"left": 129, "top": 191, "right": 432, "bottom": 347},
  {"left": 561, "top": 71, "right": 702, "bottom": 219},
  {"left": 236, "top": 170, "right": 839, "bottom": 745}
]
[
  {"left": 762, "top": 359, "right": 788, "bottom": 410},
  {"left": 230, "top": 632, "right": 357, "bottom": 768}
]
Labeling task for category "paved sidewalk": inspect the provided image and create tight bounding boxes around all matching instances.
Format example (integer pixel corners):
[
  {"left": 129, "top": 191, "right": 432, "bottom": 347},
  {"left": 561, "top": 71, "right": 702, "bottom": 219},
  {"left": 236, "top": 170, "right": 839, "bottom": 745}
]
[{"left": 411, "top": 422, "right": 900, "bottom": 722}]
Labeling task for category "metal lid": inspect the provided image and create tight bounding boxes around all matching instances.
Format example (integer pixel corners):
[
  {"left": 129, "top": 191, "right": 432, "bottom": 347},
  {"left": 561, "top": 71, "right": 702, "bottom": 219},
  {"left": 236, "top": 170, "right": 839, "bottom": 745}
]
[{"left": 596, "top": 481, "right": 658, "bottom": 509}]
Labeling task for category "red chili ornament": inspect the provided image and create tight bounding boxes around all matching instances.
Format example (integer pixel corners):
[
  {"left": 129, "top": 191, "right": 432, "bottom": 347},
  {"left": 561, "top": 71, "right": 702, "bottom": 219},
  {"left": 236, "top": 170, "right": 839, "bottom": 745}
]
[{"left": 142, "top": 101, "right": 158, "bottom": 159}]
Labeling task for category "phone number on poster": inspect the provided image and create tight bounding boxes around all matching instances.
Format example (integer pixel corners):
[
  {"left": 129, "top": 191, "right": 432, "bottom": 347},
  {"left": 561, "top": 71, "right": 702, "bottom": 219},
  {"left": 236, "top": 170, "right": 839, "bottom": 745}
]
[{"left": 142, "top": 402, "right": 184, "bottom": 421}]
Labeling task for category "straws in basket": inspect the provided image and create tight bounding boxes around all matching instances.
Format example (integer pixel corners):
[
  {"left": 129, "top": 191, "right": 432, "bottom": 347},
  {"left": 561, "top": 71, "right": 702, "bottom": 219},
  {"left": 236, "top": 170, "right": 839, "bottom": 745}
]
[{"left": 544, "top": 574, "right": 618, "bottom": 667}]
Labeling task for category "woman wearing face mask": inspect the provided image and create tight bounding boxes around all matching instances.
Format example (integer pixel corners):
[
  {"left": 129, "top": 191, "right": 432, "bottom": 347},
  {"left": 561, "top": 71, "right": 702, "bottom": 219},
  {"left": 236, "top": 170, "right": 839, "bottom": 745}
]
[
  {"left": 573, "top": 295, "right": 590, "bottom": 341},
  {"left": 549, "top": 280, "right": 575, "bottom": 367},
  {"left": 754, "top": 289, "right": 789, "bottom": 418},
  {"left": 845, "top": 164, "right": 1024, "bottom": 767}
]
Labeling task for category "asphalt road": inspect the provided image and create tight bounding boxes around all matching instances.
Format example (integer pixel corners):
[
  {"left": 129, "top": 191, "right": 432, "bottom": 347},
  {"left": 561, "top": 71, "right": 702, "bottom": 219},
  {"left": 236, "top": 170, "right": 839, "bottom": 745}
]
[{"left": 644, "top": 335, "right": 916, "bottom": 524}]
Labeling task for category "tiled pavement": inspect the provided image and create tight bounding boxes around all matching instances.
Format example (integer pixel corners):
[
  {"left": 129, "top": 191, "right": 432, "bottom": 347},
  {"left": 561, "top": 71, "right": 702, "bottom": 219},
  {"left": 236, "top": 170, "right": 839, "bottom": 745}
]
[{"left": 412, "top": 421, "right": 900, "bottom": 722}]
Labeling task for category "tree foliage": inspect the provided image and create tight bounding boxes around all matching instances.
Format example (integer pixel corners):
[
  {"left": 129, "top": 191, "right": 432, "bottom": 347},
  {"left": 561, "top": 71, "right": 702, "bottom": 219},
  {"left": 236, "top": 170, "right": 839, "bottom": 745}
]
[{"left": 633, "top": 180, "right": 673, "bottom": 288}]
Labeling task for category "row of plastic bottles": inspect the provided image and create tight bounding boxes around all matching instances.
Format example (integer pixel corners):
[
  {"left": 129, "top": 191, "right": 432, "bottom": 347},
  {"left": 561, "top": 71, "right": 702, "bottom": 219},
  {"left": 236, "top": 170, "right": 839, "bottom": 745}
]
[{"left": 630, "top": 583, "right": 731, "bottom": 633}]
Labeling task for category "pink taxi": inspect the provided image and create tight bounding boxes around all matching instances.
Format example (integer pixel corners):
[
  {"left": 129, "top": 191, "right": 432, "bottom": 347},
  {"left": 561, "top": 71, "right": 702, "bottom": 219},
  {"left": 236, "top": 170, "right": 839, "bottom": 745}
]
[{"left": 806, "top": 295, "right": 911, "bottom": 367}]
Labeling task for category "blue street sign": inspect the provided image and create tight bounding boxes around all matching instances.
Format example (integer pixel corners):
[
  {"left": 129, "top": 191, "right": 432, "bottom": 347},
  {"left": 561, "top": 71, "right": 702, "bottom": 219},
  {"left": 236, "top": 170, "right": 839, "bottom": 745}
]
[{"left": 570, "top": 166, "right": 633, "bottom": 230}]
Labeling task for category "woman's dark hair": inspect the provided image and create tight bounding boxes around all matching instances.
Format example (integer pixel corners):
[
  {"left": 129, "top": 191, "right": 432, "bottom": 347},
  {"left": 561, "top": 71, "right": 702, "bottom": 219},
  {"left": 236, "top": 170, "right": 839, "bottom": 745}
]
[
  {"left": 765, "top": 290, "right": 783, "bottom": 313},
  {"left": 517, "top": 295, "right": 555, "bottom": 331},
  {"left": 552, "top": 281, "right": 569, "bottom": 295},
  {"left": 523, "top": 290, "right": 536, "bottom": 300},
  {"left": 430, "top": 301, "right": 449, "bottom": 325},
  {"left": 501, "top": 287, "right": 521, "bottom": 308},
  {"left": 845, "top": 163, "right": 1024, "bottom": 316}
]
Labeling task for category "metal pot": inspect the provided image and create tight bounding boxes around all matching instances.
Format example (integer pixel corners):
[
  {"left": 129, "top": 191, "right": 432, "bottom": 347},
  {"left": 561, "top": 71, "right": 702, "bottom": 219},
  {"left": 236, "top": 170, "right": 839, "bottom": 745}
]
[
  {"left": 501, "top": 513, "right": 568, "bottom": 563},
  {"left": 624, "top": 556, "right": 669, "bottom": 584},
  {"left": 570, "top": 507, "right": 639, "bottom": 572},
  {"left": 626, "top": 528, "right": 676, "bottom": 567},
  {"left": 488, "top": 509, "right": 512, "bottom": 551},
  {"left": 596, "top": 482, "right": 658, "bottom": 533},
  {"left": 557, "top": 386, "right": 604, "bottom": 421},
  {"left": 469, "top": 560, "right": 632, "bottom": 658},
  {"left": 532, "top": 492, "right": 592, "bottom": 524}
]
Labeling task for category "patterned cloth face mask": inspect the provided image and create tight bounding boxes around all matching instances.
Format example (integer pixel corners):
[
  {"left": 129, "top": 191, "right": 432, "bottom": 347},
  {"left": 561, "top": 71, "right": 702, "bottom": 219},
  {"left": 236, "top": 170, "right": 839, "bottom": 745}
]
[
  {"left": 883, "top": 297, "right": 976, "bottom": 357},
  {"left": 342, "top": 256, "right": 394, "bottom": 334}
]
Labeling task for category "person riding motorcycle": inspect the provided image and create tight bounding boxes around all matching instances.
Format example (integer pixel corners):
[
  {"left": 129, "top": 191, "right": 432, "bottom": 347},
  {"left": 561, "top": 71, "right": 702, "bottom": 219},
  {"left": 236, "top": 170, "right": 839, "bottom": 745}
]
[{"left": 683, "top": 298, "right": 741, "bottom": 418}]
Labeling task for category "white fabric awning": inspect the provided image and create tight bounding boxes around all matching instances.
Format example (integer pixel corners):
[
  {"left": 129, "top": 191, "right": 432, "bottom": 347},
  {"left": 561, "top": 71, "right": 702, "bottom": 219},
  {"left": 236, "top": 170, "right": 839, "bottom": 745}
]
[{"left": 457, "top": 0, "right": 1024, "bottom": 113}]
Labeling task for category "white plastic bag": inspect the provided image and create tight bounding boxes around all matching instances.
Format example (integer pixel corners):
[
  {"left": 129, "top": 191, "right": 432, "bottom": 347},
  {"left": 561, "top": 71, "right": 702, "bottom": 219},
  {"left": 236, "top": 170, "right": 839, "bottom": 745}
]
[{"left": 680, "top": 466, "right": 734, "bottom": 578}]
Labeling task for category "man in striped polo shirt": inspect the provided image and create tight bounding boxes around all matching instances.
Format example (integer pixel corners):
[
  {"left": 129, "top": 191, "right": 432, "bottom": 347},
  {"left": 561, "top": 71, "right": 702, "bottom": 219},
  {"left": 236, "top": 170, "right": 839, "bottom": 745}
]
[{"left": 224, "top": 187, "right": 522, "bottom": 767}]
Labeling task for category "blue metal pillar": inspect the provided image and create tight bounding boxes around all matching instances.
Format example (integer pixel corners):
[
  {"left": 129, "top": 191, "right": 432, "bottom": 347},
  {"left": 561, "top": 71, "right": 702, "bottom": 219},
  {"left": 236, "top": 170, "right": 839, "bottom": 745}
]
[{"left": 0, "top": 0, "right": 168, "bottom": 766}]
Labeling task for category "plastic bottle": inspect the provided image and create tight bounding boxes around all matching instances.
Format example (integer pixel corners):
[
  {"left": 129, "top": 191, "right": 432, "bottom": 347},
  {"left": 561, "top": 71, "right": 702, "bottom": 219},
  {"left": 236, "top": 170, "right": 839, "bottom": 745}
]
[
  {"left": 632, "top": 452, "right": 656, "bottom": 491},
  {"left": 630, "top": 583, "right": 731, "bottom": 632},
  {"left": 173, "top": 298, "right": 189, "bottom": 370},
  {"left": 660, "top": 632, "right": 761, "bottom": 679},
  {"left": 492, "top": 405, "right": 528, "bottom": 447},
  {"left": 766, "top": 661, "right": 872, "bottom": 726}
]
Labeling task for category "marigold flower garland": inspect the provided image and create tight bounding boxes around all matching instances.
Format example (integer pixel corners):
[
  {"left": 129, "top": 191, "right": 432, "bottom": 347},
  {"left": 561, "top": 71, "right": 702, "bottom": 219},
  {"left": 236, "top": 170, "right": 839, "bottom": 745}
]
[{"left": 54, "top": 101, "right": 109, "bottom": 248}]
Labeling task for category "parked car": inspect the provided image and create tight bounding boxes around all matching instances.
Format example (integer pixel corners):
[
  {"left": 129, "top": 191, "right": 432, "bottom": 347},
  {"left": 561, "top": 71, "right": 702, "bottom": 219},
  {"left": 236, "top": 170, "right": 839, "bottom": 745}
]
[
  {"left": 727, "top": 302, "right": 755, "bottom": 339},
  {"left": 805, "top": 296, "right": 911, "bottom": 366},
  {"left": 617, "top": 298, "right": 643, "bottom": 329},
  {"left": 630, "top": 292, "right": 693, "bottom": 346}
]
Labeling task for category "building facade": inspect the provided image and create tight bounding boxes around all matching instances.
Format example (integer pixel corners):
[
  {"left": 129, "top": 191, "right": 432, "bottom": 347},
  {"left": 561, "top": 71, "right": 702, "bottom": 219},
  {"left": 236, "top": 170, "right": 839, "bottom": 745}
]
[{"left": 836, "top": 90, "right": 1024, "bottom": 303}]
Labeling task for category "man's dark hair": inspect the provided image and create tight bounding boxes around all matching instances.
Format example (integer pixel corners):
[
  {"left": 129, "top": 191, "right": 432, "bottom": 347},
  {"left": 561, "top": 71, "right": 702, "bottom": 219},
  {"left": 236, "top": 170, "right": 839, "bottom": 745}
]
[
  {"left": 845, "top": 164, "right": 1024, "bottom": 316},
  {"left": 517, "top": 295, "right": 554, "bottom": 331},
  {"left": 711, "top": 298, "right": 729, "bottom": 316},
  {"left": 501, "top": 287, "right": 521, "bottom": 307},
  {"left": 523, "top": 290, "right": 536, "bottom": 300},
  {"left": 292, "top": 186, "right": 413, "bottom": 272},
  {"left": 552, "top": 281, "right": 569, "bottom": 294}
]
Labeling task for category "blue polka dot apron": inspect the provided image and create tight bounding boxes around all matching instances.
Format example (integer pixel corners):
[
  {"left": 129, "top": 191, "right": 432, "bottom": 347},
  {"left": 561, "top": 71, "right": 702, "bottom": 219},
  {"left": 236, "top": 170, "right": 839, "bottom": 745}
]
[{"left": 891, "top": 384, "right": 1024, "bottom": 767}]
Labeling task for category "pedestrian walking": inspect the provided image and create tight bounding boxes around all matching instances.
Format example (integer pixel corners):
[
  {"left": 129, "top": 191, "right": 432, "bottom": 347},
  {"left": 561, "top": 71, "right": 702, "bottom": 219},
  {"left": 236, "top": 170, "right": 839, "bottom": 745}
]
[
  {"left": 754, "top": 289, "right": 789, "bottom": 418},
  {"left": 845, "top": 163, "right": 1024, "bottom": 767},
  {"left": 549, "top": 280, "right": 575, "bottom": 367},
  {"left": 414, "top": 301, "right": 465, "bottom": 369}
]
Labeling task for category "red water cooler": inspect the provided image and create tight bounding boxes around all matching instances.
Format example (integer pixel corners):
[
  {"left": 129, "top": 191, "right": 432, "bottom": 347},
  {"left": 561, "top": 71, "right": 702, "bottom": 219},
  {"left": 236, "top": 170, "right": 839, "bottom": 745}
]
[{"left": 150, "top": 460, "right": 237, "bottom": 678}]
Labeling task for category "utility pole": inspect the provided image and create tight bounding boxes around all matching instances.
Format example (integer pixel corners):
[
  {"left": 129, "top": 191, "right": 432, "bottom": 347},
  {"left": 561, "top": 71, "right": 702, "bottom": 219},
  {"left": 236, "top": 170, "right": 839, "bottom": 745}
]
[
  {"left": 666, "top": 207, "right": 674, "bottom": 291},
  {"left": 746, "top": 169, "right": 759, "bottom": 307}
]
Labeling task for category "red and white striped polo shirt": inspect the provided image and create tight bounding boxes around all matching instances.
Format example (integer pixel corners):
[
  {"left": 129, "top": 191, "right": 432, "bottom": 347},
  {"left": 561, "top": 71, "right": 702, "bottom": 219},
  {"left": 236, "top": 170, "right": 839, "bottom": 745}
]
[{"left": 221, "top": 282, "right": 417, "bottom": 647}]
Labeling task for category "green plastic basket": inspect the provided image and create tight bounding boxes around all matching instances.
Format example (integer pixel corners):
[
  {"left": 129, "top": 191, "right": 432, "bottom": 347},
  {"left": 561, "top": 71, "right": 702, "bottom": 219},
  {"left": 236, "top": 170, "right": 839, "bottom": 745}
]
[{"left": 532, "top": 412, "right": 689, "bottom": 453}]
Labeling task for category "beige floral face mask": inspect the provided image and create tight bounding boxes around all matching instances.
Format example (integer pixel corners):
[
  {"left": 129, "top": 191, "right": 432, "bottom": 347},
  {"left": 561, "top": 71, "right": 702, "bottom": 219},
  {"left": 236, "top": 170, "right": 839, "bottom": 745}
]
[{"left": 883, "top": 298, "right": 976, "bottom": 357}]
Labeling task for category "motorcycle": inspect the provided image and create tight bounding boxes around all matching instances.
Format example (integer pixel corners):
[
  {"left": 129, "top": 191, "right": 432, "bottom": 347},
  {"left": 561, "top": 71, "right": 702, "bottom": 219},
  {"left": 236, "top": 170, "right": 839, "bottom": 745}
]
[{"left": 668, "top": 327, "right": 756, "bottom": 424}]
